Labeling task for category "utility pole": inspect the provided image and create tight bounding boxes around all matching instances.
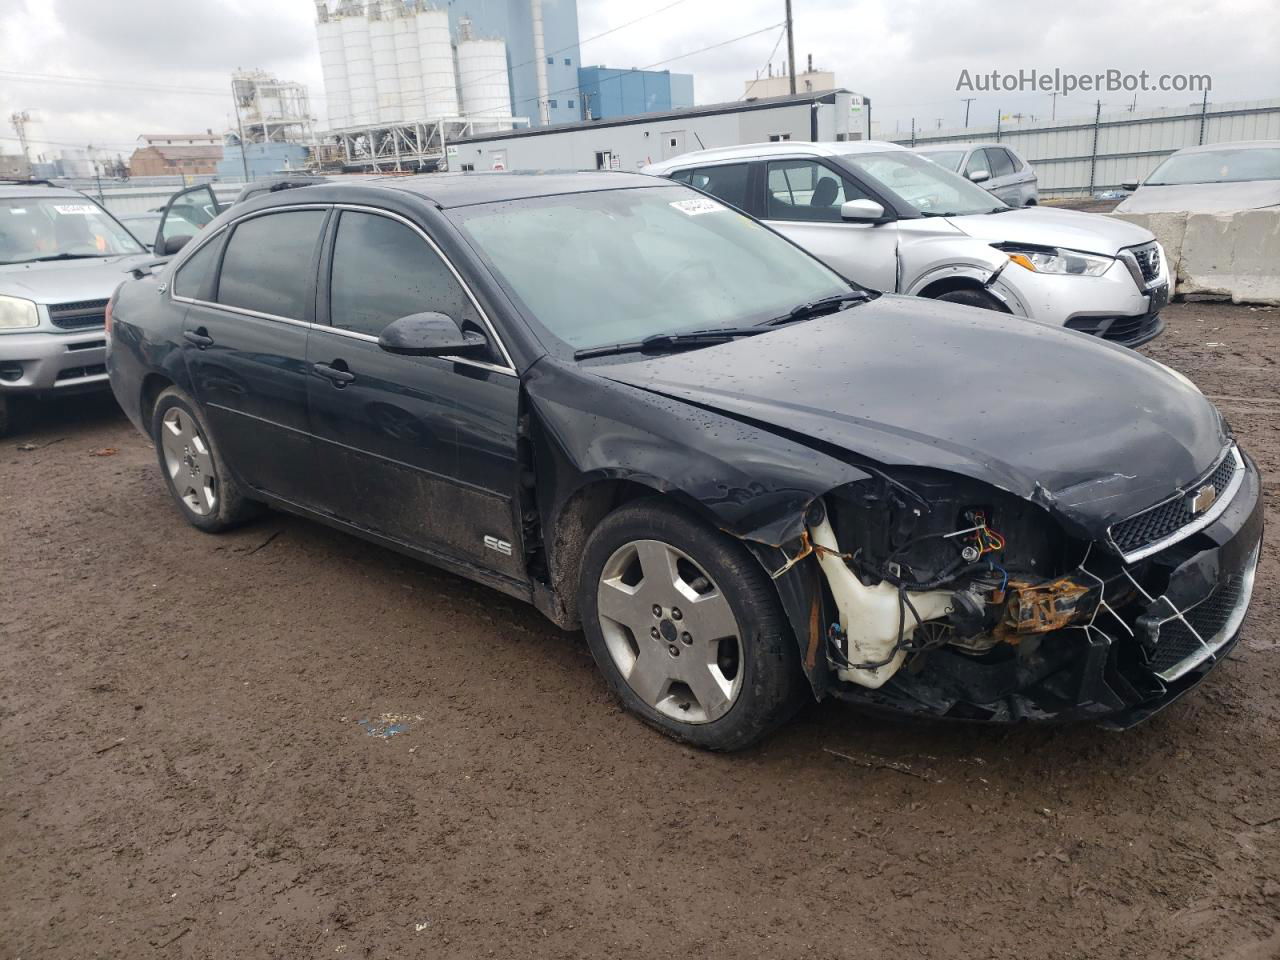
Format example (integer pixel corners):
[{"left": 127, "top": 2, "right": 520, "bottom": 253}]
[
  {"left": 9, "top": 111, "right": 32, "bottom": 163},
  {"left": 230, "top": 78, "right": 250, "bottom": 180},
  {"left": 910, "top": 117, "right": 916, "bottom": 147},
  {"left": 1198, "top": 88, "right": 1209, "bottom": 144},
  {"left": 784, "top": 0, "right": 796, "bottom": 95},
  {"left": 995, "top": 109, "right": 1002, "bottom": 142},
  {"left": 961, "top": 97, "right": 975, "bottom": 128},
  {"left": 1050, "top": 92, "right": 1057, "bottom": 121}
]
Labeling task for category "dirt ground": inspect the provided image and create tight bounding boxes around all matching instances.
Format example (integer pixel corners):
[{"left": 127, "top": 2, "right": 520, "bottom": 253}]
[{"left": 2, "top": 301, "right": 1278, "bottom": 960}]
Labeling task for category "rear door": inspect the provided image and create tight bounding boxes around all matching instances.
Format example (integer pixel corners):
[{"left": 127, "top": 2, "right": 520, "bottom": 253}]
[
  {"left": 668, "top": 161, "right": 758, "bottom": 215},
  {"left": 759, "top": 157, "right": 899, "bottom": 291},
  {"left": 306, "top": 206, "right": 523, "bottom": 578},
  {"left": 179, "top": 206, "right": 328, "bottom": 505},
  {"left": 983, "top": 148, "right": 1020, "bottom": 204}
]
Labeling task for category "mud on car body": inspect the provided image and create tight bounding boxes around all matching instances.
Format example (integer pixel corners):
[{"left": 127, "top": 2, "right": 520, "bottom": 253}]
[{"left": 106, "top": 172, "right": 1263, "bottom": 750}]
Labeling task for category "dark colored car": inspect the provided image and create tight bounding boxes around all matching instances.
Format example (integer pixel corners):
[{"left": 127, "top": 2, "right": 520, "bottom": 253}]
[{"left": 106, "top": 172, "right": 1263, "bottom": 750}]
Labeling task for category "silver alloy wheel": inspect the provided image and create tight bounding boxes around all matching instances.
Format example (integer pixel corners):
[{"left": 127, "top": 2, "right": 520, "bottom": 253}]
[
  {"left": 596, "top": 539, "right": 744, "bottom": 724},
  {"left": 160, "top": 407, "right": 217, "bottom": 517}
]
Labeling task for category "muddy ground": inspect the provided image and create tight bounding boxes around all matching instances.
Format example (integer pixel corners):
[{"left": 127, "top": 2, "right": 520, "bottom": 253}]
[{"left": 2, "top": 301, "right": 1278, "bottom": 960}]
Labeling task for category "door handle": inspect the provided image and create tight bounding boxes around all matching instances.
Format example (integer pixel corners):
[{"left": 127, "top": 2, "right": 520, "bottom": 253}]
[
  {"left": 183, "top": 329, "right": 214, "bottom": 349},
  {"left": 312, "top": 361, "right": 356, "bottom": 387}
]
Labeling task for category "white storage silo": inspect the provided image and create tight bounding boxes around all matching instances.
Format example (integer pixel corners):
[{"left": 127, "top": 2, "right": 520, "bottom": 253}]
[
  {"left": 316, "top": 6, "right": 351, "bottom": 130},
  {"left": 392, "top": 5, "right": 425, "bottom": 123},
  {"left": 342, "top": 7, "right": 376, "bottom": 127},
  {"left": 416, "top": 7, "right": 459, "bottom": 119},
  {"left": 457, "top": 37, "right": 511, "bottom": 120},
  {"left": 368, "top": 2, "right": 401, "bottom": 125}
]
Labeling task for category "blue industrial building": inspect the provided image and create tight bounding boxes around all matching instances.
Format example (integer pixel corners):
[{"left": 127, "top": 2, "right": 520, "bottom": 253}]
[
  {"left": 440, "top": 0, "right": 582, "bottom": 127},
  {"left": 575, "top": 67, "right": 694, "bottom": 120},
  {"left": 216, "top": 141, "right": 310, "bottom": 180}
]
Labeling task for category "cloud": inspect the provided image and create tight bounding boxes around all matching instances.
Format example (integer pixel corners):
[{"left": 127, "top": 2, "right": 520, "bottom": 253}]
[{"left": 0, "top": 0, "right": 1275, "bottom": 159}]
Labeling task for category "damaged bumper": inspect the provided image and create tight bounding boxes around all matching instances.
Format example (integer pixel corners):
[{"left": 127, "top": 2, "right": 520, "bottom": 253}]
[{"left": 814, "top": 452, "right": 1264, "bottom": 726}]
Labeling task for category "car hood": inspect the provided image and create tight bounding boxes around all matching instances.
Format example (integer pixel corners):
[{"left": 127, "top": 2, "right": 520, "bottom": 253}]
[
  {"left": 1114, "top": 180, "right": 1280, "bottom": 214},
  {"left": 595, "top": 295, "right": 1227, "bottom": 536},
  {"left": 0, "top": 254, "right": 154, "bottom": 305},
  {"left": 948, "top": 205, "right": 1155, "bottom": 255}
]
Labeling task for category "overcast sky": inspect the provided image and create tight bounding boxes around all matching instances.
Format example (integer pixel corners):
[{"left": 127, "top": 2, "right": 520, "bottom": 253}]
[{"left": 2, "top": 0, "right": 1276, "bottom": 160}]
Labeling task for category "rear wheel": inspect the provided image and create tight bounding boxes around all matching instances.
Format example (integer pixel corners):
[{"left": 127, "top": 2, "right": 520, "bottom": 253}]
[
  {"left": 150, "top": 386, "right": 259, "bottom": 532},
  {"left": 933, "top": 287, "right": 1009, "bottom": 313},
  {"left": 579, "top": 499, "right": 807, "bottom": 751}
]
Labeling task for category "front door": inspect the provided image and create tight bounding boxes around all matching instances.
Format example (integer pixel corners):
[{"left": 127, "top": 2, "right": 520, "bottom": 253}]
[
  {"left": 179, "top": 207, "right": 328, "bottom": 505},
  {"left": 155, "top": 183, "right": 224, "bottom": 256},
  {"left": 759, "top": 157, "right": 900, "bottom": 292},
  {"left": 306, "top": 207, "right": 523, "bottom": 578}
]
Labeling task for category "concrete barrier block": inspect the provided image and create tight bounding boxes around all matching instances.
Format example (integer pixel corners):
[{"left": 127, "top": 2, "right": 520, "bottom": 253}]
[{"left": 1180, "top": 210, "right": 1280, "bottom": 305}]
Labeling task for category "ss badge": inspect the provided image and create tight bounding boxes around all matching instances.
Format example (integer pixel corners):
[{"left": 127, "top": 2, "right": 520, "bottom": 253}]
[
  {"left": 1187, "top": 484, "right": 1217, "bottom": 516},
  {"left": 484, "top": 535, "right": 513, "bottom": 557}
]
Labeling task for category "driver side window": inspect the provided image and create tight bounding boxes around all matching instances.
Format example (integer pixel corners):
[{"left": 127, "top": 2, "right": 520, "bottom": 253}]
[{"left": 328, "top": 210, "right": 486, "bottom": 346}]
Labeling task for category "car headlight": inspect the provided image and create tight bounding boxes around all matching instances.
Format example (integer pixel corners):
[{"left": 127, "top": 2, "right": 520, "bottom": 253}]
[
  {"left": 1004, "top": 247, "right": 1114, "bottom": 277},
  {"left": 0, "top": 295, "right": 39, "bottom": 331}
]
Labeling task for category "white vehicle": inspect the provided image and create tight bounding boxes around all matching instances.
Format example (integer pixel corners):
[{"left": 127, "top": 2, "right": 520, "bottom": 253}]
[
  {"left": 643, "top": 141, "right": 1168, "bottom": 348},
  {"left": 914, "top": 142, "right": 1039, "bottom": 206},
  {"left": 1116, "top": 140, "right": 1280, "bottom": 214}
]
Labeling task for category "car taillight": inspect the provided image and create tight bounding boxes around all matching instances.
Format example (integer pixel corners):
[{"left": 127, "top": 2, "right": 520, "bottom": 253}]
[{"left": 104, "top": 284, "right": 120, "bottom": 336}]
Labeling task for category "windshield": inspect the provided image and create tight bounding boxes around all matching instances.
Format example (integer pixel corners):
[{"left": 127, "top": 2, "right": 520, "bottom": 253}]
[
  {"left": 917, "top": 150, "right": 965, "bottom": 172},
  {"left": 1145, "top": 147, "right": 1280, "bottom": 185},
  {"left": 840, "top": 150, "right": 1006, "bottom": 216},
  {"left": 0, "top": 197, "right": 145, "bottom": 264},
  {"left": 452, "top": 186, "right": 851, "bottom": 351}
]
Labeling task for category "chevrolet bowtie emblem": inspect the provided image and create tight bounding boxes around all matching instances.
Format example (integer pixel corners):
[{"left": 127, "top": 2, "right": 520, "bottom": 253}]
[{"left": 1188, "top": 484, "right": 1217, "bottom": 516}]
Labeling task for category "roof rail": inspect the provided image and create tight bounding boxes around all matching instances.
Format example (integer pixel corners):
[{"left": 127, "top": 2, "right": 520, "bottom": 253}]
[{"left": 0, "top": 177, "right": 61, "bottom": 187}]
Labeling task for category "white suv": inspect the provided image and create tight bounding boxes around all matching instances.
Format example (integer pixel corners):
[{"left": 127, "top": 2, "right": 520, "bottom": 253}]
[{"left": 643, "top": 141, "right": 1168, "bottom": 348}]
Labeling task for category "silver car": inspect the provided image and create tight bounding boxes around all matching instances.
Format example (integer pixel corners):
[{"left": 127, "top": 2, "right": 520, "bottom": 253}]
[
  {"left": 915, "top": 142, "right": 1039, "bottom": 206},
  {"left": 643, "top": 141, "right": 1167, "bottom": 347},
  {"left": 1116, "top": 140, "right": 1280, "bottom": 214},
  {"left": 0, "top": 181, "right": 154, "bottom": 434}
]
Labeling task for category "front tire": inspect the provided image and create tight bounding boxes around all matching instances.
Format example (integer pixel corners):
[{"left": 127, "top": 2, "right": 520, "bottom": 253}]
[
  {"left": 579, "top": 499, "right": 807, "bottom": 751},
  {"left": 933, "top": 287, "right": 1009, "bottom": 312},
  {"left": 150, "top": 386, "right": 259, "bottom": 532}
]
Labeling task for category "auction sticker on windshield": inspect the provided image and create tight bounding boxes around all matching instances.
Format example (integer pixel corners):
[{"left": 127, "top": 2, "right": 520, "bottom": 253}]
[
  {"left": 53, "top": 204, "right": 101, "bottom": 215},
  {"left": 670, "top": 198, "right": 724, "bottom": 216}
]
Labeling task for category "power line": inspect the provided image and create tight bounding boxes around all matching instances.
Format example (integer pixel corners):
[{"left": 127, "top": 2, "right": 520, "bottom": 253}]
[{"left": 742, "top": 25, "right": 788, "bottom": 100}]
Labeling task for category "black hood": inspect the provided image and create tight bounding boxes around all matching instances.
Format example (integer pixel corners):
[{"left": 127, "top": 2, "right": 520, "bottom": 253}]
[{"left": 595, "top": 296, "right": 1228, "bottom": 535}]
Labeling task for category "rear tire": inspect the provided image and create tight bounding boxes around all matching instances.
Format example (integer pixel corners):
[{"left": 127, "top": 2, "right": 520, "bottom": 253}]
[
  {"left": 579, "top": 498, "right": 807, "bottom": 751},
  {"left": 150, "top": 386, "right": 259, "bottom": 532},
  {"left": 934, "top": 287, "right": 1009, "bottom": 313}
]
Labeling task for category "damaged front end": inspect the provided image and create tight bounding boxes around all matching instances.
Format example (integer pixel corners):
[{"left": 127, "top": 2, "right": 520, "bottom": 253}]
[{"left": 770, "top": 448, "right": 1264, "bottom": 725}]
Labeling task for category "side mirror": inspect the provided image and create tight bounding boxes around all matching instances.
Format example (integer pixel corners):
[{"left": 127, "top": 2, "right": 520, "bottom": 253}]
[
  {"left": 161, "top": 234, "right": 192, "bottom": 256},
  {"left": 840, "top": 199, "right": 886, "bottom": 222},
  {"left": 1121, "top": 180, "right": 1140, "bottom": 191},
  {"left": 968, "top": 169, "right": 991, "bottom": 184},
  {"left": 378, "top": 312, "right": 488, "bottom": 358}
]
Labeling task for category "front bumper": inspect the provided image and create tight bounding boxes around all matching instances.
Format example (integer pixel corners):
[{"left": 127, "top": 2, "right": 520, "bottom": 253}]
[
  {"left": 832, "top": 454, "right": 1264, "bottom": 726},
  {"left": 0, "top": 329, "right": 110, "bottom": 395}
]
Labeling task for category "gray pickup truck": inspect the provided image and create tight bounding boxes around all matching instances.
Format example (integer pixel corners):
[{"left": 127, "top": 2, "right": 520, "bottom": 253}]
[{"left": 0, "top": 180, "right": 223, "bottom": 434}]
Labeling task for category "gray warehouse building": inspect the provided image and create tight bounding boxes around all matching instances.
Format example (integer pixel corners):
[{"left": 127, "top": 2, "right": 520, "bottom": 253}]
[{"left": 445, "top": 89, "right": 870, "bottom": 172}]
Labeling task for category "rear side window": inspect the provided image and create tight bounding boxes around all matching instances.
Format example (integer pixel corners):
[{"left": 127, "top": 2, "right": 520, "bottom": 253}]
[
  {"left": 216, "top": 210, "right": 326, "bottom": 320},
  {"left": 172, "top": 237, "right": 221, "bottom": 300},
  {"left": 766, "top": 159, "right": 871, "bottom": 221},
  {"left": 328, "top": 211, "right": 481, "bottom": 339},
  {"left": 675, "top": 163, "right": 751, "bottom": 210},
  {"left": 986, "top": 148, "right": 1016, "bottom": 178}
]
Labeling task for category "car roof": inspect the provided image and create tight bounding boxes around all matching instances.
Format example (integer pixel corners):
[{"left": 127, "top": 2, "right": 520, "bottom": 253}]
[
  {"left": 914, "top": 142, "right": 1013, "bottom": 153},
  {"left": 0, "top": 182, "right": 87, "bottom": 200},
  {"left": 246, "top": 170, "right": 666, "bottom": 210},
  {"left": 1167, "top": 139, "right": 1280, "bottom": 156},
  {"left": 644, "top": 140, "right": 906, "bottom": 172}
]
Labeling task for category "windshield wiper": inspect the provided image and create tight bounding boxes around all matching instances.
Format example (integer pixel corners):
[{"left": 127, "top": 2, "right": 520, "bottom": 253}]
[
  {"left": 574, "top": 326, "right": 767, "bottom": 360},
  {"left": 769, "top": 291, "right": 872, "bottom": 325},
  {"left": 13, "top": 252, "right": 110, "bottom": 264}
]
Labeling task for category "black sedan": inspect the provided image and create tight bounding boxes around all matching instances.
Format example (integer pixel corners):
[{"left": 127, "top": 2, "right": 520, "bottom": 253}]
[{"left": 105, "top": 172, "right": 1263, "bottom": 750}]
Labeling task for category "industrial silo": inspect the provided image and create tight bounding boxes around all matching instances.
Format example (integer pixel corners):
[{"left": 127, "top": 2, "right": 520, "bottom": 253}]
[
  {"left": 416, "top": 7, "right": 459, "bottom": 119},
  {"left": 456, "top": 20, "right": 511, "bottom": 121},
  {"left": 342, "top": 4, "right": 376, "bottom": 127},
  {"left": 315, "top": 3, "right": 350, "bottom": 129},
  {"left": 368, "top": 2, "right": 401, "bottom": 124},
  {"left": 392, "top": 3, "right": 425, "bottom": 123}
]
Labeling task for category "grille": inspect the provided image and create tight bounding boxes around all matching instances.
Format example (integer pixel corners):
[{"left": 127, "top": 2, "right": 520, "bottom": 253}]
[
  {"left": 1149, "top": 569, "right": 1248, "bottom": 678},
  {"left": 48, "top": 298, "right": 109, "bottom": 330},
  {"left": 1110, "top": 450, "right": 1239, "bottom": 556},
  {"left": 1101, "top": 313, "right": 1161, "bottom": 344},
  {"left": 1129, "top": 242, "right": 1161, "bottom": 284},
  {"left": 55, "top": 363, "right": 107, "bottom": 382}
]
